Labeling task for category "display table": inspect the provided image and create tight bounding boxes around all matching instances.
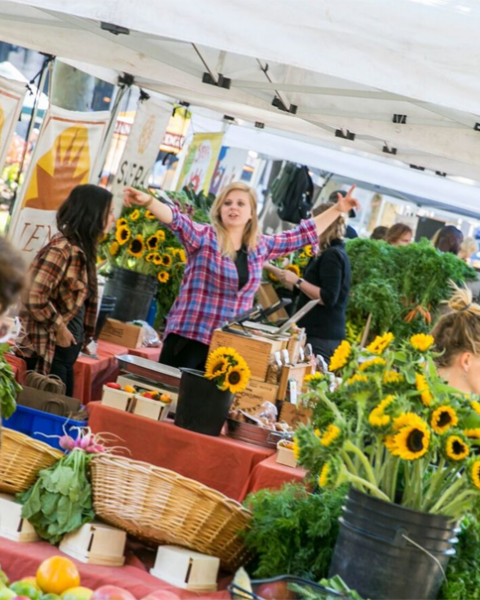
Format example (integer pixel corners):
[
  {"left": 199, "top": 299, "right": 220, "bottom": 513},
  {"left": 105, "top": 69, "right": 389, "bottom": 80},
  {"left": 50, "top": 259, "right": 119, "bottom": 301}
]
[
  {"left": 239, "top": 452, "right": 306, "bottom": 501},
  {"left": 88, "top": 403, "right": 274, "bottom": 501},
  {"left": 0, "top": 537, "right": 230, "bottom": 599},
  {"left": 129, "top": 346, "right": 162, "bottom": 361},
  {"left": 6, "top": 353, "right": 27, "bottom": 384}
]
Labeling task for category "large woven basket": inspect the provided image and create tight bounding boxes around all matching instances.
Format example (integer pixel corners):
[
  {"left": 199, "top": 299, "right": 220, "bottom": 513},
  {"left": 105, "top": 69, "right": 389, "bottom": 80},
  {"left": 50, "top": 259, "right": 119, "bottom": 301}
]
[
  {"left": 91, "top": 455, "right": 251, "bottom": 571},
  {"left": 0, "top": 428, "right": 64, "bottom": 493}
]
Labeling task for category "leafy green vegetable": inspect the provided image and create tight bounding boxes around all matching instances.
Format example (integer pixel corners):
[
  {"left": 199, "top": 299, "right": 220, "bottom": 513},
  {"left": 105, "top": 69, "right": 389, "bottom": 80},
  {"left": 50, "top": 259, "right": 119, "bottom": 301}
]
[
  {"left": 0, "top": 343, "right": 21, "bottom": 418},
  {"left": 290, "top": 575, "right": 365, "bottom": 600},
  {"left": 19, "top": 449, "right": 95, "bottom": 544},
  {"left": 242, "top": 483, "right": 346, "bottom": 580}
]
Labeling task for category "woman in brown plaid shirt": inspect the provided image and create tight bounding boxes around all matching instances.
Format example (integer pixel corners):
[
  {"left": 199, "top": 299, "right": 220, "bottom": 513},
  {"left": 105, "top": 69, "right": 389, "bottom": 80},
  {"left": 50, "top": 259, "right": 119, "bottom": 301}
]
[{"left": 18, "top": 185, "right": 115, "bottom": 396}]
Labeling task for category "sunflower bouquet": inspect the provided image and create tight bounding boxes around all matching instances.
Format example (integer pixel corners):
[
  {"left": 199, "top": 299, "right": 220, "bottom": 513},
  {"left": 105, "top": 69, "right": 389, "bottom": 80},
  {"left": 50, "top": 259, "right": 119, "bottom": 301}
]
[
  {"left": 294, "top": 333, "right": 480, "bottom": 519},
  {"left": 204, "top": 346, "right": 251, "bottom": 394},
  {"left": 264, "top": 245, "right": 314, "bottom": 286}
]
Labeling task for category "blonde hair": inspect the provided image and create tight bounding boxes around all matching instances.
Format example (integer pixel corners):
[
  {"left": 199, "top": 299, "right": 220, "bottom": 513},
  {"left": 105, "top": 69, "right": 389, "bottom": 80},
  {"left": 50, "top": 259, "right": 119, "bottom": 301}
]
[
  {"left": 431, "top": 284, "right": 480, "bottom": 367},
  {"left": 312, "top": 202, "right": 345, "bottom": 251},
  {"left": 458, "top": 237, "right": 478, "bottom": 260},
  {"left": 209, "top": 182, "right": 259, "bottom": 259}
]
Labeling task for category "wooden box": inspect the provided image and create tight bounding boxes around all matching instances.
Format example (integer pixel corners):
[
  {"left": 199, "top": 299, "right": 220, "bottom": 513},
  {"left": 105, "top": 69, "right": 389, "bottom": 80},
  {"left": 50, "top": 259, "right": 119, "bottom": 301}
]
[
  {"left": 101, "top": 385, "right": 134, "bottom": 412},
  {"left": 116, "top": 375, "right": 179, "bottom": 414},
  {"left": 130, "top": 395, "right": 170, "bottom": 421},
  {"left": 257, "top": 282, "right": 289, "bottom": 322},
  {"left": 209, "top": 329, "right": 288, "bottom": 382},
  {"left": 279, "top": 402, "right": 313, "bottom": 428},
  {"left": 232, "top": 380, "right": 279, "bottom": 415},
  {"left": 277, "top": 363, "right": 314, "bottom": 400},
  {"left": 60, "top": 522, "right": 126, "bottom": 566},
  {"left": 150, "top": 545, "right": 219, "bottom": 592},
  {"left": 0, "top": 494, "right": 39, "bottom": 542},
  {"left": 276, "top": 442, "right": 298, "bottom": 468},
  {"left": 99, "top": 319, "right": 144, "bottom": 348}
]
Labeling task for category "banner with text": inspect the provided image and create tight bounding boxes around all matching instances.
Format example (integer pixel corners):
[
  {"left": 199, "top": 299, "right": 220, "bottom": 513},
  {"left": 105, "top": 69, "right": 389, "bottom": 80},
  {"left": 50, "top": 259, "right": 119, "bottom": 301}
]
[
  {"left": 176, "top": 132, "right": 224, "bottom": 194},
  {"left": 9, "top": 105, "right": 110, "bottom": 262},
  {"left": 209, "top": 146, "right": 248, "bottom": 196},
  {"left": 0, "top": 76, "right": 26, "bottom": 172}
]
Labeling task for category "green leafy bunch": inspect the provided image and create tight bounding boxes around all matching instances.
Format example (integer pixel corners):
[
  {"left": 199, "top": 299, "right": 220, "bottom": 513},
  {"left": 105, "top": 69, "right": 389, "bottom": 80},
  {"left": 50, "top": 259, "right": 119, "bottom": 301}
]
[
  {"left": 0, "top": 343, "right": 21, "bottom": 418},
  {"left": 19, "top": 449, "right": 95, "bottom": 544},
  {"left": 242, "top": 483, "right": 346, "bottom": 581}
]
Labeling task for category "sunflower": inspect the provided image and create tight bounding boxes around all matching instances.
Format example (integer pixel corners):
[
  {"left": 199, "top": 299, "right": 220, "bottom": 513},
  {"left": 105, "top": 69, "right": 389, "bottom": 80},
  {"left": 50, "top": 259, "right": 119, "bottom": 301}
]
[
  {"left": 268, "top": 272, "right": 279, "bottom": 282},
  {"left": 329, "top": 340, "right": 352, "bottom": 372},
  {"left": 145, "top": 252, "right": 156, "bottom": 263},
  {"left": 145, "top": 210, "right": 156, "bottom": 220},
  {"left": 445, "top": 435, "right": 470, "bottom": 461},
  {"left": 292, "top": 438, "right": 300, "bottom": 460},
  {"left": 286, "top": 264, "right": 300, "bottom": 277},
  {"left": 319, "top": 463, "right": 331, "bottom": 487},
  {"left": 464, "top": 428, "right": 480, "bottom": 440},
  {"left": 153, "top": 253, "right": 163, "bottom": 265},
  {"left": 116, "top": 218, "right": 127, "bottom": 228},
  {"left": 205, "top": 355, "right": 229, "bottom": 379},
  {"left": 146, "top": 235, "right": 159, "bottom": 250},
  {"left": 320, "top": 424, "right": 341, "bottom": 447},
  {"left": 177, "top": 249, "right": 187, "bottom": 263},
  {"left": 127, "top": 235, "right": 145, "bottom": 258},
  {"left": 162, "top": 254, "right": 173, "bottom": 268},
  {"left": 346, "top": 373, "right": 368, "bottom": 386},
  {"left": 222, "top": 365, "right": 251, "bottom": 394},
  {"left": 359, "top": 357, "right": 387, "bottom": 371},
  {"left": 366, "top": 332, "right": 394, "bottom": 355},
  {"left": 415, "top": 373, "right": 433, "bottom": 407},
  {"left": 471, "top": 400, "right": 480, "bottom": 416},
  {"left": 116, "top": 225, "right": 131, "bottom": 246},
  {"left": 384, "top": 413, "right": 430, "bottom": 461},
  {"left": 156, "top": 230, "right": 166, "bottom": 242},
  {"left": 158, "top": 271, "right": 169, "bottom": 284},
  {"left": 109, "top": 241, "right": 119, "bottom": 256},
  {"left": 304, "top": 372, "right": 325, "bottom": 384},
  {"left": 431, "top": 406, "right": 458, "bottom": 434},
  {"left": 410, "top": 333, "right": 435, "bottom": 352},
  {"left": 383, "top": 370, "right": 404, "bottom": 385},
  {"left": 470, "top": 459, "right": 480, "bottom": 489},
  {"left": 369, "top": 395, "right": 394, "bottom": 428},
  {"left": 303, "top": 245, "right": 314, "bottom": 257},
  {"left": 130, "top": 209, "right": 140, "bottom": 221}
]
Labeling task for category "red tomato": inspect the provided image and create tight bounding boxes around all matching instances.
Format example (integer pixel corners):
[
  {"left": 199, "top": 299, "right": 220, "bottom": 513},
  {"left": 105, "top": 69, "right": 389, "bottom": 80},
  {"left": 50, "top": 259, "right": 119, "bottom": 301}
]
[
  {"left": 255, "top": 581, "right": 293, "bottom": 600},
  {"left": 106, "top": 383, "right": 121, "bottom": 390}
]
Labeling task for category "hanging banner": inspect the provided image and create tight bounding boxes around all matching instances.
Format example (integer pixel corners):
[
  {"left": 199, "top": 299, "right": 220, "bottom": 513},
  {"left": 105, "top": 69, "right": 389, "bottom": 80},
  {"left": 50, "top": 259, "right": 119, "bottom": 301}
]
[
  {"left": 160, "top": 105, "right": 191, "bottom": 155},
  {"left": 0, "top": 76, "right": 26, "bottom": 173},
  {"left": 110, "top": 96, "right": 171, "bottom": 214},
  {"left": 8, "top": 105, "right": 110, "bottom": 262},
  {"left": 209, "top": 146, "right": 249, "bottom": 195},
  {"left": 176, "top": 132, "right": 224, "bottom": 194}
]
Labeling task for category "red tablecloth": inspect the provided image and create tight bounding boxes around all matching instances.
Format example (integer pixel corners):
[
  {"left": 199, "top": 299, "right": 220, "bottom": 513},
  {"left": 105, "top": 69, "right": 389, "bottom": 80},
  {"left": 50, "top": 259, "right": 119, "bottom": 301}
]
[
  {"left": 0, "top": 538, "right": 230, "bottom": 599},
  {"left": 128, "top": 346, "right": 162, "bottom": 361},
  {"left": 239, "top": 453, "right": 306, "bottom": 501},
  {"left": 73, "top": 341, "right": 128, "bottom": 404},
  {"left": 88, "top": 403, "right": 274, "bottom": 501},
  {"left": 5, "top": 353, "right": 27, "bottom": 384}
]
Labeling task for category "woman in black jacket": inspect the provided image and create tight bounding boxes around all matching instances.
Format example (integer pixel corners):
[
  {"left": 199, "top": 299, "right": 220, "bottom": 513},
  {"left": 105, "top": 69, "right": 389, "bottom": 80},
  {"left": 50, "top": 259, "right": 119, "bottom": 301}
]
[{"left": 265, "top": 202, "right": 351, "bottom": 362}]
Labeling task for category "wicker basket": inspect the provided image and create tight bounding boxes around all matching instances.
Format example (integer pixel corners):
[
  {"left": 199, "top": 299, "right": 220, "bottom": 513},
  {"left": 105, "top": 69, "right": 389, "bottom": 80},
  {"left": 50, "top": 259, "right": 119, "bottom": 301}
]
[
  {"left": 0, "top": 428, "right": 64, "bottom": 493},
  {"left": 91, "top": 455, "right": 251, "bottom": 571}
]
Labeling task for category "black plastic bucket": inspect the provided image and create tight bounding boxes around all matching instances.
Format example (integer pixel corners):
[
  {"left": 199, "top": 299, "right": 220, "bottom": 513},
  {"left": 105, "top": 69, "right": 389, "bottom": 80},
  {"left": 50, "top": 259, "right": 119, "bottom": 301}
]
[
  {"left": 174, "top": 368, "right": 234, "bottom": 436},
  {"left": 104, "top": 267, "right": 157, "bottom": 323},
  {"left": 95, "top": 295, "right": 117, "bottom": 339},
  {"left": 329, "top": 487, "right": 457, "bottom": 600}
]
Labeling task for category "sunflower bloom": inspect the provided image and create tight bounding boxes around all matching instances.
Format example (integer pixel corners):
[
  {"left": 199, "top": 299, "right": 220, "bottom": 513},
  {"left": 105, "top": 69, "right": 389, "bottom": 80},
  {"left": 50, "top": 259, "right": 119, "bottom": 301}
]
[
  {"left": 304, "top": 372, "right": 325, "bottom": 384},
  {"left": 369, "top": 395, "right": 395, "bottom": 428},
  {"left": 145, "top": 252, "right": 156, "bottom": 263},
  {"left": 359, "top": 357, "right": 387, "bottom": 371},
  {"left": 156, "top": 230, "right": 166, "bottom": 242},
  {"left": 222, "top": 365, "right": 251, "bottom": 394},
  {"left": 117, "top": 218, "right": 127, "bottom": 228},
  {"left": 205, "top": 356, "right": 229, "bottom": 379},
  {"left": 145, "top": 210, "right": 156, "bottom": 220},
  {"left": 410, "top": 333, "right": 435, "bottom": 352},
  {"left": 304, "top": 245, "right": 314, "bottom": 257},
  {"left": 366, "top": 332, "right": 394, "bottom": 355},
  {"left": 384, "top": 413, "right": 430, "bottom": 461},
  {"left": 268, "top": 272, "right": 278, "bottom": 282},
  {"left": 470, "top": 459, "right": 480, "bottom": 489},
  {"left": 286, "top": 264, "right": 300, "bottom": 277},
  {"left": 431, "top": 406, "right": 458, "bottom": 434},
  {"left": 383, "top": 370, "right": 404, "bottom": 385},
  {"left": 153, "top": 253, "right": 163, "bottom": 265},
  {"left": 146, "top": 235, "right": 159, "bottom": 250},
  {"left": 130, "top": 209, "right": 140, "bottom": 221},
  {"left": 320, "top": 424, "right": 341, "bottom": 447},
  {"left": 178, "top": 249, "right": 187, "bottom": 263},
  {"left": 329, "top": 341, "right": 352, "bottom": 372},
  {"left": 127, "top": 235, "right": 145, "bottom": 258},
  {"left": 158, "top": 271, "right": 169, "bottom": 284},
  {"left": 292, "top": 438, "right": 300, "bottom": 460},
  {"left": 162, "top": 254, "right": 173, "bottom": 268},
  {"left": 346, "top": 373, "right": 368, "bottom": 386},
  {"left": 464, "top": 428, "right": 480, "bottom": 440},
  {"left": 319, "top": 463, "right": 331, "bottom": 487},
  {"left": 109, "top": 241, "right": 119, "bottom": 256},
  {"left": 471, "top": 401, "right": 480, "bottom": 416},
  {"left": 445, "top": 435, "right": 470, "bottom": 462},
  {"left": 415, "top": 373, "right": 433, "bottom": 406},
  {"left": 116, "top": 226, "right": 131, "bottom": 246}
]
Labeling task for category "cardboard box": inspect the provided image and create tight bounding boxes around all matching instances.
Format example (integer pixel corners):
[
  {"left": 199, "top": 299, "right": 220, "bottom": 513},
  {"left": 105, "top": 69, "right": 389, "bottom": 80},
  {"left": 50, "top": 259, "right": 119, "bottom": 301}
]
[
  {"left": 279, "top": 401, "right": 313, "bottom": 428},
  {"left": 101, "top": 385, "right": 134, "bottom": 412},
  {"left": 209, "top": 328, "right": 288, "bottom": 382},
  {"left": 276, "top": 442, "right": 298, "bottom": 468},
  {"left": 99, "top": 319, "right": 143, "bottom": 348},
  {"left": 150, "top": 545, "right": 219, "bottom": 592},
  {"left": 60, "top": 522, "right": 126, "bottom": 566},
  {"left": 130, "top": 394, "right": 170, "bottom": 421}
]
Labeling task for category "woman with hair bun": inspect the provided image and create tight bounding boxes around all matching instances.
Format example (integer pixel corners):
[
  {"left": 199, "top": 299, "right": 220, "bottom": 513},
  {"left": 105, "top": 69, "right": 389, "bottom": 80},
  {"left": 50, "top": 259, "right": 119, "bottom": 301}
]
[{"left": 431, "top": 285, "right": 480, "bottom": 394}]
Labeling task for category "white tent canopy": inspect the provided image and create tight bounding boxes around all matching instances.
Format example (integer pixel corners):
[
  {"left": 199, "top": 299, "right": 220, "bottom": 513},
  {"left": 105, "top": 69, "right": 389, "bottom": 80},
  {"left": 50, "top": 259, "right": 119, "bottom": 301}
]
[{"left": 1, "top": 0, "right": 480, "bottom": 214}]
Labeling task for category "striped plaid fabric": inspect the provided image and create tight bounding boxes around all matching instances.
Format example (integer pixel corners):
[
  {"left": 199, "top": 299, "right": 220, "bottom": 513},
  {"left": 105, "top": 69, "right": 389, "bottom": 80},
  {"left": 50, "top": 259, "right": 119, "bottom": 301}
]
[
  {"left": 164, "top": 206, "right": 319, "bottom": 346},
  {"left": 18, "top": 233, "right": 97, "bottom": 374}
]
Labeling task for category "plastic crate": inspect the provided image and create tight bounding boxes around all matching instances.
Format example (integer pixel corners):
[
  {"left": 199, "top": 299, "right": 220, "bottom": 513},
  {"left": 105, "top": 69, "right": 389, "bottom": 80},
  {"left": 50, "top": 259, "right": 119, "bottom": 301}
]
[{"left": 2, "top": 405, "right": 87, "bottom": 451}]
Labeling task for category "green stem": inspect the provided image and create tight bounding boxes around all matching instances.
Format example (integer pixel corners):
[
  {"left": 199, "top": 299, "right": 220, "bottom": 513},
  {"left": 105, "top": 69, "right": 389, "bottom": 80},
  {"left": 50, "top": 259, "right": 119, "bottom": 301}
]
[
  {"left": 430, "top": 475, "right": 466, "bottom": 513},
  {"left": 389, "top": 457, "right": 400, "bottom": 502},
  {"left": 318, "top": 390, "right": 343, "bottom": 420},
  {"left": 422, "top": 458, "right": 446, "bottom": 511},
  {"left": 374, "top": 438, "right": 384, "bottom": 482},
  {"left": 340, "top": 450, "right": 359, "bottom": 478},
  {"left": 347, "top": 474, "right": 391, "bottom": 502},
  {"left": 344, "top": 441, "right": 378, "bottom": 486},
  {"left": 437, "top": 490, "right": 476, "bottom": 517}
]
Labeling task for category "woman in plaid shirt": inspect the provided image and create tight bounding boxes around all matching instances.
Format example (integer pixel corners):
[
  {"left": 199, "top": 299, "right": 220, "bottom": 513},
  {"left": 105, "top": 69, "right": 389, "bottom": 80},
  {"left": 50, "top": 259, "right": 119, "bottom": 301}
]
[{"left": 124, "top": 182, "right": 359, "bottom": 370}]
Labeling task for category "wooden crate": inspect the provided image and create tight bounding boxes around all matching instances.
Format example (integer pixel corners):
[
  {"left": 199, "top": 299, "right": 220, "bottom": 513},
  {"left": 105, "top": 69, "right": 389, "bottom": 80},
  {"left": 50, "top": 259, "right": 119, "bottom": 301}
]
[
  {"left": 276, "top": 443, "right": 298, "bottom": 468},
  {"left": 232, "top": 380, "right": 279, "bottom": 410},
  {"left": 130, "top": 395, "right": 170, "bottom": 421},
  {"left": 0, "top": 494, "right": 39, "bottom": 542},
  {"left": 101, "top": 386, "right": 134, "bottom": 412},
  {"left": 257, "top": 282, "right": 289, "bottom": 322},
  {"left": 277, "top": 363, "right": 314, "bottom": 400},
  {"left": 279, "top": 402, "right": 313, "bottom": 428},
  {"left": 150, "top": 545, "right": 219, "bottom": 592},
  {"left": 60, "top": 522, "right": 126, "bottom": 565},
  {"left": 209, "top": 329, "right": 288, "bottom": 382}
]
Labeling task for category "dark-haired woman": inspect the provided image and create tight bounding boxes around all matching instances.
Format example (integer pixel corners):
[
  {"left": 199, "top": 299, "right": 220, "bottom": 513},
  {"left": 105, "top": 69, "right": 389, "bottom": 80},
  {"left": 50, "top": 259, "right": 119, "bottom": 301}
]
[{"left": 18, "top": 184, "right": 114, "bottom": 396}]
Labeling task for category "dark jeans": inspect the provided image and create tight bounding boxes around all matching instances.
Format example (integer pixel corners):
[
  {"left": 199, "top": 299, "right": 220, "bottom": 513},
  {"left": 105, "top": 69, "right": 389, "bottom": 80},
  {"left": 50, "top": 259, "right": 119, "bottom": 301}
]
[
  {"left": 160, "top": 333, "right": 209, "bottom": 371},
  {"left": 307, "top": 337, "right": 343, "bottom": 363},
  {"left": 25, "top": 342, "right": 83, "bottom": 397}
]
